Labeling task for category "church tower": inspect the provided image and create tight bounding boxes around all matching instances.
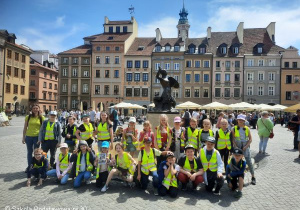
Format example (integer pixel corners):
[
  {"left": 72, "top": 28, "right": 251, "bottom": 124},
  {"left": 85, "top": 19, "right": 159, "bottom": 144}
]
[{"left": 177, "top": 1, "right": 190, "bottom": 42}]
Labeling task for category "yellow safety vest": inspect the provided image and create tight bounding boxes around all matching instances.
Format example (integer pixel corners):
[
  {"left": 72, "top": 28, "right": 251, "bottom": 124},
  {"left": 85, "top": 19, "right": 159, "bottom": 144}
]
[
  {"left": 234, "top": 126, "right": 249, "bottom": 141},
  {"left": 59, "top": 153, "right": 70, "bottom": 173},
  {"left": 200, "top": 148, "right": 218, "bottom": 172},
  {"left": 139, "top": 131, "right": 152, "bottom": 149},
  {"left": 116, "top": 152, "right": 135, "bottom": 175},
  {"left": 81, "top": 123, "right": 93, "bottom": 140},
  {"left": 141, "top": 149, "right": 157, "bottom": 175},
  {"left": 76, "top": 152, "right": 93, "bottom": 176},
  {"left": 96, "top": 153, "right": 112, "bottom": 178},
  {"left": 156, "top": 126, "right": 170, "bottom": 149},
  {"left": 162, "top": 170, "right": 178, "bottom": 189},
  {"left": 183, "top": 156, "right": 198, "bottom": 173},
  {"left": 187, "top": 127, "right": 199, "bottom": 149},
  {"left": 199, "top": 129, "right": 214, "bottom": 141},
  {"left": 97, "top": 122, "right": 110, "bottom": 140},
  {"left": 65, "top": 125, "right": 77, "bottom": 144},
  {"left": 33, "top": 161, "right": 44, "bottom": 169},
  {"left": 45, "top": 121, "right": 55, "bottom": 140},
  {"left": 123, "top": 128, "right": 138, "bottom": 148},
  {"left": 217, "top": 129, "right": 231, "bottom": 150}
]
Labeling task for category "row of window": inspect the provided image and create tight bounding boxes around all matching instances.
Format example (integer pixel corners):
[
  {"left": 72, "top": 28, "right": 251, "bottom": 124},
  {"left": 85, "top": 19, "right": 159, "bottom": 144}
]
[
  {"left": 155, "top": 45, "right": 181, "bottom": 52},
  {"left": 284, "top": 62, "right": 298, "bottom": 68},
  {"left": 183, "top": 89, "right": 209, "bottom": 98},
  {"left": 215, "top": 88, "right": 240, "bottom": 98},
  {"left": 95, "top": 70, "right": 119, "bottom": 78},
  {"left": 246, "top": 86, "right": 275, "bottom": 96},
  {"left": 6, "top": 66, "right": 26, "bottom": 78},
  {"left": 108, "top": 26, "right": 128, "bottom": 33},
  {"left": 62, "top": 68, "right": 90, "bottom": 77},
  {"left": 30, "top": 69, "right": 58, "bottom": 80},
  {"left": 126, "top": 73, "right": 149, "bottom": 82},
  {"left": 95, "top": 46, "right": 120, "bottom": 52},
  {"left": 29, "top": 92, "right": 57, "bottom": 101},
  {"left": 247, "top": 72, "right": 276, "bottom": 81},
  {"left": 187, "top": 45, "right": 206, "bottom": 54},
  {"left": 286, "top": 75, "right": 300, "bottom": 84},
  {"left": 285, "top": 91, "right": 300, "bottom": 100},
  {"left": 96, "top": 56, "right": 120, "bottom": 64},
  {"left": 7, "top": 49, "right": 26, "bottom": 63},
  {"left": 126, "top": 88, "right": 148, "bottom": 97},
  {"left": 215, "top": 73, "right": 240, "bottom": 82},
  {"left": 94, "top": 85, "right": 119, "bottom": 95},
  {"left": 186, "top": 60, "right": 210, "bottom": 68},
  {"left": 185, "top": 74, "right": 210, "bottom": 83},
  {"left": 62, "top": 84, "right": 89, "bottom": 93},
  {"left": 62, "top": 58, "right": 90, "bottom": 65},
  {"left": 247, "top": 59, "right": 276, "bottom": 67},
  {"left": 216, "top": 61, "right": 240, "bottom": 68},
  {"left": 5, "top": 83, "right": 25, "bottom": 94},
  {"left": 127, "top": 60, "right": 149, "bottom": 68},
  {"left": 154, "top": 63, "right": 180, "bottom": 70}
]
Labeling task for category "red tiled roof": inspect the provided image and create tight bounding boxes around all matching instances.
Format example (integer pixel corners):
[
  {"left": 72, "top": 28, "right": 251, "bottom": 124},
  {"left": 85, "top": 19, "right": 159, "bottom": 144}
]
[
  {"left": 156, "top": 38, "right": 184, "bottom": 46},
  {"left": 89, "top": 33, "right": 133, "bottom": 42},
  {"left": 30, "top": 59, "right": 58, "bottom": 72},
  {"left": 6, "top": 42, "right": 32, "bottom": 53},
  {"left": 58, "top": 44, "right": 92, "bottom": 55},
  {"left": 126, "top": 38, "right": 156, "bottom": 56}
]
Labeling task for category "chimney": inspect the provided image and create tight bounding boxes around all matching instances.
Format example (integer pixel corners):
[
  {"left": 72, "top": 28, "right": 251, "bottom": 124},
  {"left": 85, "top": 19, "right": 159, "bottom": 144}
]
[
  {"left": 156, "top": 28, "right": 162, "bottom": 43},
  {"left": 266, "top": 22, "right": 276, "bottom": 43},
  {"left": 237, "top": 22, "right": 244, "bottom": 44},
  {"left": 104, "top": 16, "right": 109, "bottom": 24},
  {"left": 207, "top": 27, "right": 211, "bottom": 39}
]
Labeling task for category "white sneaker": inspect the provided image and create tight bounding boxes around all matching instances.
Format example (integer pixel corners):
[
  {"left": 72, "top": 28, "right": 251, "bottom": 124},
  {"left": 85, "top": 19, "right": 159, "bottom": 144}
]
[
  {"left": 101, "top": 185, "right": 108, "bottom": 192},
  {"left": 86, "top": 180, "right": 91, "bottom": 185}
]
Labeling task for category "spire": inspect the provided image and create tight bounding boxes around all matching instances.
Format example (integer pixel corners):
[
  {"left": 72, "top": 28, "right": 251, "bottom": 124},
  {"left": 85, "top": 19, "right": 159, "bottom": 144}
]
[{"left": 179, "top": 0, "right": 188, "bottom": 24}]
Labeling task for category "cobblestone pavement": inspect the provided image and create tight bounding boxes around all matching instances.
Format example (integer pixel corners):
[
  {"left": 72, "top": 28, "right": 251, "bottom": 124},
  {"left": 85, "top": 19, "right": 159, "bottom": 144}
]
[{"left": 1, "top": 117, "right": 300, "bottom": 210}]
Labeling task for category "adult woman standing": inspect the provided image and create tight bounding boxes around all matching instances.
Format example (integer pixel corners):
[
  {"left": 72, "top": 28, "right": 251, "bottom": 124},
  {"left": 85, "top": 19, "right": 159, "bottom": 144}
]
[
  {"left": 22, "top": 104, "right": 45, "bottom": 172},
  {"left": 216, "top": 112, "right": 224, "bottom": 129},
  {"left": 257, "top": 111, "right": 274, "bottom": 154}
]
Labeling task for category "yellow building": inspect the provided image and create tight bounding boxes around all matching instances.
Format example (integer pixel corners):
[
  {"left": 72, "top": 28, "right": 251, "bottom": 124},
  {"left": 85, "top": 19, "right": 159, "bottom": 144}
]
[{"left": 0, "top": 30, "right": 31, "bottom": 113}]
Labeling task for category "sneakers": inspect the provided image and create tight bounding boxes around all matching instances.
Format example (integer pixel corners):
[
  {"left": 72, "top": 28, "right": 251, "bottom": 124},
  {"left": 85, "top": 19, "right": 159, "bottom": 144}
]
[
  {"left": 86, "top": 180, "right": 92, "bottom": 185},
  {"left": 251, "top": 177, "right": 256, "bottom": 185},
  {"left": 181, "top": 184, "right": 187, "bottom": 191},
  {"left": 101, "top": 185, "right": 108, "bottom": 192},
  {"left": 213, "top": 190, "right": 220, "bottom": 196},
  {"left": 234, "top": 190, "right": 243, "bottom": 198},
  {"left": 153, "top": 188, "right": 159, "bottom": 196}
]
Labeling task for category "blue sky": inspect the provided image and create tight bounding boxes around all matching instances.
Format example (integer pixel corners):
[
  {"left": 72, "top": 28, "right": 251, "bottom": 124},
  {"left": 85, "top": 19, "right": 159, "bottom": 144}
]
[{"left": 1, "top": 0, "right": 300, "bottom": 54}]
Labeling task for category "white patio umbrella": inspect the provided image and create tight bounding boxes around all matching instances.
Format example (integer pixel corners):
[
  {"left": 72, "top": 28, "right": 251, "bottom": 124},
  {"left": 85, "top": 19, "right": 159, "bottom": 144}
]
[
  {"left": 229, "top": 102, "right": 255, "bottom": 110},
  {"left": 175, "top": 101, "right": 201, "bottom": 109},
  {"left": 127, "top": 104, "right": 147, "bottom": 110},
  {"left": 202, "top": 102, "right": 229, "bottom": 110},
  {"left": 258, "top": 104, "right": 275, "bottom": 111},
  {"left": 272, "top": 104, "right": 287, "bottom": 111},
  {"left": 149, "top": 103, "right": 155, "bottom": 107},
  {"left": 109, "top": 102, "right": 133, "bottom": 108}
]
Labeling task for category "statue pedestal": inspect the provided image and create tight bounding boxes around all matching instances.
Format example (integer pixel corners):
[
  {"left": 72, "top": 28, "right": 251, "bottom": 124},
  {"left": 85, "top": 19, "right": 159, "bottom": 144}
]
[{"left": 147, "top": 111, "right": 180, "bottom": 128}]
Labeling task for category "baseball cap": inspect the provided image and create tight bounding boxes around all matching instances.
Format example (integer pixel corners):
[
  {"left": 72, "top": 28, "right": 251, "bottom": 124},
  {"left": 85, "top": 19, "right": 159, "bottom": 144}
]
[
  {"left": 101, "top": 141, "right": 109, "bottom": 148},
  {"left": 166, "top": 152, "right": 175, "bottom": 158},
  {"left": 82, "top": 114, "right": 89, "bottom": 118},
  {"left": 184, "top": 144, "right": 195, "bottom": 151},
  {"left": 144, "top": 136, "right": 153, "bottom": 143},
  {"left": 237, "top": 114, "right": 246, "bottom": 121},
  {"left": 49, "top": 111, "right": 57, "bottom": 116},
  {"left": 129, "top": 117, "right": 136, "bottom": 123},
  {"left": 78, "top": 140, "right": 88, "bottom": 147},
  {"left": 174, "top": 116, "right": 181, "bottom": 123},
  {"left": 206, "top": 136, "right": 216, "bottom": 144},
  {"left": 233, "top": 148, "right": 243, "bottom": 155},
  {"left": 59, "top": 143, "right": 68, "bottom": 148}
]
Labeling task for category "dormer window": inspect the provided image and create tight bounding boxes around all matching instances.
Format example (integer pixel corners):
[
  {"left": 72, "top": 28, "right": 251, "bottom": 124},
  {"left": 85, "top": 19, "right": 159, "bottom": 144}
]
[
  {"left": 231, "top": 44, "right": 239, "bottom": 54},
  {"left": 155, "top": 45, "right": 161, "bottom": 52},
  {"left": 258, "top": 47, "right": 262, "bottom": 54},
  {"left": 108, "top": 36, "right": 113, "bottom": 40},
  {"left": 174, "top": 45, "right": 180, "bottom": 52},
  {"left": 255, "top": 43, "right": 264, "bottom": 54},
  {"left": 165, "top": 45, "right": 171, "bottom": 52},
  {"left": 109, "top": 26, "right": 113, "bottom": 33},
  {"left": 138, "top": 46, "right": 145, "bottom": 51},
  {"left": 199, "top": 44, "right": 206, "bottom": 54},
  {"left": 221, "top": 47, "right": 227, "bottom": 54},
  {"left": 188, "top": 44, "right": 195, "bottom": 53},
  {"left": 233, "top": 47, "right": 239, "bottom": 54}
]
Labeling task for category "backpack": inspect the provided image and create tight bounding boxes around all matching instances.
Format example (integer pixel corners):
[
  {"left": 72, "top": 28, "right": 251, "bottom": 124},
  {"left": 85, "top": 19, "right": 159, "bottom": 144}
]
[
  {"left": 157, "top": 161, "right": 167, "bottom": 188},
  {"left": 184, "top": 111, "right": 190, "bottom": 119},
  {"left": 109, "top": 110, "right": 115, "bottom": 121}
]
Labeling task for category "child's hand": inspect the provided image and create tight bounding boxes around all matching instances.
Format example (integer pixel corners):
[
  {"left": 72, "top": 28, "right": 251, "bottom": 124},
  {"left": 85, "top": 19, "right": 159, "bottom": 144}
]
[
  {"left": 137, "top": 174, "right": 141, "bottom": 181},
  {"left": 73, "top": 150, "right": 78, "bottom": 154}
]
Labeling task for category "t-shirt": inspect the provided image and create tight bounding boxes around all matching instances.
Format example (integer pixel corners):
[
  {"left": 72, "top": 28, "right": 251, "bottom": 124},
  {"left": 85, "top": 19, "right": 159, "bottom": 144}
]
[
  {"left": 163, "top": 164, "right": 180, "bottom": 172},
  {"left": 291, "top": 116, "right": 300, "bottom": 132},
  {"left": 112, "top": 109, "right": 119, "bottom": 121},
  {"left": 192, "top": 111, "right": 199, "bottom": 120},
  {"left": 25, "top": 115, "right": 45, "bottom": 137},
  {"left": 178, "top": 155, "right": 203, "bottom": 171},
  {"left": 80, "top": 153, "right": 86, "bottom": 172},
  {"left": 139, "top": 131, "right": 155, "bottom": 148},
  {"left": 206, "top": 150, "right": 213, "bottom": 161},
  {"left": 155, "top": 127, "right": 172, "bottom": 144},
  {"left": 89, "top": 110, "right": 96, "bottom": 121},
  {"left": 78, "top": 123, "right": 94, "bottom": 132},
  {"left": 257, "top": 118, "right": 274, "bottom": 137},
  {"left": 138, "top": 148, "right": 162, "bottom": 161},
  {"left": 200, "top": 130, "right": 214, "bottom": 142}
]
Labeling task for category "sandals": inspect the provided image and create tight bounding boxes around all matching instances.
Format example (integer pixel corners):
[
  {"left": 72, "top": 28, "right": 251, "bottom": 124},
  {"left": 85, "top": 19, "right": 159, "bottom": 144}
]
[
  {"left": 26, "top": 180, "right": 31, "bottom": 187},
  {"left": 37, "top": 179, "right": 43, "bottom": 186}
]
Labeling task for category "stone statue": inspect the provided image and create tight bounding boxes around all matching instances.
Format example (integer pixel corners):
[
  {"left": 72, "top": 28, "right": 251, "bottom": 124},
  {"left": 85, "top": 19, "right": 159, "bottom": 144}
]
[{"left": 153, "top": 67, "right": 179, "bottom": 111}]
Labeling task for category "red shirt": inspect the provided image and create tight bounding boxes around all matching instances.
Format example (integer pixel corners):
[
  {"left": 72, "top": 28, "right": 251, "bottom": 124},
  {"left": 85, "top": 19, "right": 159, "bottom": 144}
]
[{"left": 139, "top": 130, "right": 155, "bottom": 149}]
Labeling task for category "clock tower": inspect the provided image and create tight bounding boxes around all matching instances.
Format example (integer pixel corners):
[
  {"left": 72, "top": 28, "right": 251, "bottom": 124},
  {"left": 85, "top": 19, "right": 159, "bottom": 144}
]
[{"left": 177, "top": 1, "right": 190, "bottom": 42}]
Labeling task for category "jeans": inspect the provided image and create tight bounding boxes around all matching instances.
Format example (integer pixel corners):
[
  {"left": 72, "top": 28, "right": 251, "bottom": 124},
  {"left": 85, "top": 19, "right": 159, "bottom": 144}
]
[
  {"left": 74, "top": 171, "right": 91, "bottom": 188},
  {"left": 113, "top": 120, "right": 118, "bottom": 133},
  {"left": 259, "top": 136, "right": 269, "bottom": 152},
  {"left": 46, "top": 169, "right": 70, "bottom": 185},
  {"left": 41, "top": 140, "right": 58, "bottom": 166},
  {"left": 206, "top": 171, "right": 224, "bottom": 193},
  {"left": 244, "top": 150, "right": 254, "bottom": 176},
  {"left": 140, "top": 171, "right": 159, "bottom": 190},
  {"left": 159, "top": 185, "right": 178, "bottom": 198},
  {"left": 25, "top": 136, "right": 39, "bottom": 167},
  {"left": 219, "top": 148, "right": 230, "bottom": 171}
]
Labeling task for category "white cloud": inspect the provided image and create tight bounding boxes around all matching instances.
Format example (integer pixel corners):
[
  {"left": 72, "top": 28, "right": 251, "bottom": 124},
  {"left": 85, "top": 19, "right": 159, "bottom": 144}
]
[
  {"left": 139, "top": 17, "right": 178, "bottom": 38},
  {"left": 55, "top": 16, "right": 65, "bottom": 28}
]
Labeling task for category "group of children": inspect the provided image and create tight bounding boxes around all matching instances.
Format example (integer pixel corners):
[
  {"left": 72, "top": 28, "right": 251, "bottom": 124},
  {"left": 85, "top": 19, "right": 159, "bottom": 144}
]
[{"left": 25, "top": 110, "right": 255, "bottom": 199}]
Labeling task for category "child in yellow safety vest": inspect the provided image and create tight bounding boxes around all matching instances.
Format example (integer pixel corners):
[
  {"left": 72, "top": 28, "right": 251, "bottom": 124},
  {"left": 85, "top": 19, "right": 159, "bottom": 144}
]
[
  {"left": 232, "top": 114, "right": 256, "bottom": 185},
  {"left": 122, "top": 117, "right": 138, "bottom": 156},
  {"left": 76, "top": 114, "right": 94, "bottom": 148},
  {"left": 215, "top": 119, "right": 233, "bottom": 171},
  {"left": 101, "top": 142, "right": 137, "bottom": 192},
  {"left": 158, "top": 152, "right": 180, "bottom": 198},
  {"left": 38, "top": 111, "right": 61, "bottom": 168},
  {"left": 26, "top": 148, "right": 49, "bottom": 187},
  {"left": 199, "top": 136, "right": 224, "bottom": 195},
  {"left": 184, "top": 118, "right": 199, "bottom": 155},
  {"left": 70, "top": 141, "right": 95, "bottom": 188},
  {"left": 138, "top": 121, "right": 155, "bottom": 150},
  {"left": 46, "top": 143, "right": 72, "bottom": 185},
  {"left": 93, "top": 111, "right": 114, "bottom": 152},
  {"left": 137, "top": 137, "right": 169, "bottom": 195},
  {"left": 172, "top": 116, "right": 185, "bottom": 159},
  {"left": 95, "top": 141, "right": 114, "bottom": 188},
  {"left": 199, "top": 119, "right": 214, "bottom": 149}
]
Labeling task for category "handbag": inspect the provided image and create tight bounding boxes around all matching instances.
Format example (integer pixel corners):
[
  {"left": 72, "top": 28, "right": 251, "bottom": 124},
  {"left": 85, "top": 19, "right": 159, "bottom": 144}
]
[{"left": 261, "top": 119, "right": 274, "bottom": 138}]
